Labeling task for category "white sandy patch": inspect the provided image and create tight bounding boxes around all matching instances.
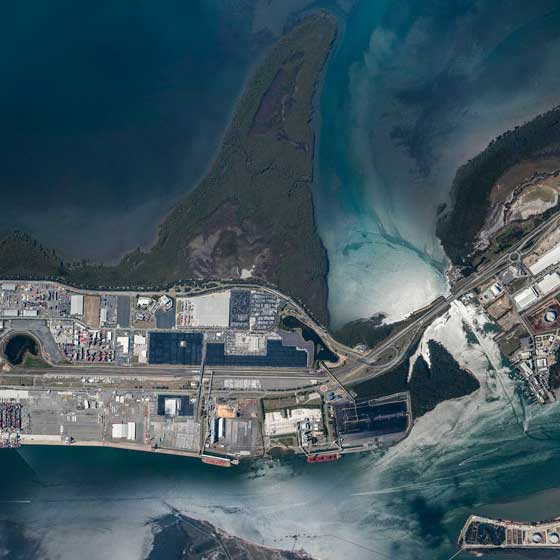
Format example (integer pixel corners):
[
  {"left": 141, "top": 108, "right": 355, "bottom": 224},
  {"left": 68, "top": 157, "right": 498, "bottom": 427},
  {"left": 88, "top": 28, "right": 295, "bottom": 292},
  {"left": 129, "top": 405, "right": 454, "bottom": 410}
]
[{"left": 240, "top": 266, "right": 254, "bottom": 279}]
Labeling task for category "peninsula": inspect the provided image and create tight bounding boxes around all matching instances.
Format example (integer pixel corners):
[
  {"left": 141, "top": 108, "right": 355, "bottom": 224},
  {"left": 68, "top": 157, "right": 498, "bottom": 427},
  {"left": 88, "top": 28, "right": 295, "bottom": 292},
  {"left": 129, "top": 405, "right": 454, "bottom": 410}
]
[
  {"left": 0, "top": 12, "right": 336, "bottom": 326},
  {"left": 148, "top": 510, "right": 313, "bottom": 559}
]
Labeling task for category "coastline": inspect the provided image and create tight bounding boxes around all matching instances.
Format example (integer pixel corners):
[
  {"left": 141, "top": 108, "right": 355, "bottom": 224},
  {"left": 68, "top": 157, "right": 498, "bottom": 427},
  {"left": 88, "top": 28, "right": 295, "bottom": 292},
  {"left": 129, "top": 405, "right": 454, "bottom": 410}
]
[
  {"left": 107, "top": 25, "right": 282, "bottom": 267},
  {"left": 307, "top": 7, "right": 350, "bottom": 332},
  {"left": 147, "top": 510, "right": 314, "bottom": 559},
  {"left": 0, "top": 11, "right": 337, "bottom": 327},
  {"left": 437, "top": 105, "right": 560, "bottom": 265},
  {"left": 304, "top": 9, "right": 345, "bottom": 330},
  {"left": 19, "top": 439, "right": 201, "bottom": 460}
]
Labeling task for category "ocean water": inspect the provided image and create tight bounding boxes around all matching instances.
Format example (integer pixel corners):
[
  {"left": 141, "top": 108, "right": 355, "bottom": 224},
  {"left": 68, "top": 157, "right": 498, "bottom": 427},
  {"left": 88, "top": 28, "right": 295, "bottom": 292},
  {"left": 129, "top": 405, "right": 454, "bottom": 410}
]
[{"left": 0, "top": 0, "right": 286, "bottom": 262}]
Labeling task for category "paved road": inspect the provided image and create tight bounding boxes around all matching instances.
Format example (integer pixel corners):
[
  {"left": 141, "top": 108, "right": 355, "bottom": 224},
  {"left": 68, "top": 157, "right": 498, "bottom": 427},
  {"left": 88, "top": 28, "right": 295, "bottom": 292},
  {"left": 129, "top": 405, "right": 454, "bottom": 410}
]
[
  {"left": 339, "top": 211, "right": 560, "bottom": 385},
  {"left": 3, "top": 211, "right": 559, "bottom": 393},
  {"left": 11, "top": 364, "right": 323, "bottom": 379}
]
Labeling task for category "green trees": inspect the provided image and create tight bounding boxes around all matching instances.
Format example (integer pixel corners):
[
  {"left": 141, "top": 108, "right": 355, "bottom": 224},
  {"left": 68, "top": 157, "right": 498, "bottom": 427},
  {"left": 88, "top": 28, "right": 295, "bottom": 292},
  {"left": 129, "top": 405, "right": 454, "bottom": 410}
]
[
  {"left": 356, "top": 340, "right": 480, "bottom": 419},
  {"left": 438, "top": 106, "right": 560, "bottom": 264}
]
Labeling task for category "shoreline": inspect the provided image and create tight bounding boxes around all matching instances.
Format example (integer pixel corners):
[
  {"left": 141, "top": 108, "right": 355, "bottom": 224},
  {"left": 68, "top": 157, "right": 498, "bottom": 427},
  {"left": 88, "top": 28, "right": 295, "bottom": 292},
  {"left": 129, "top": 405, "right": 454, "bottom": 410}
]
[
  {"left": 100, "top": 24, "right": 283, "bottom": 267},
  {"left": 303, "top": 9, "right": 343, "bottom": 330},
  {"left": 19, "top": 438, "right": 201, "bottom": 460},
  {"left": 148, "top": 510, "right": 314, "bottom": 560},
  {"left": 34, "top": 10, "right": 335, "bottom": 278},
  {"left": 309, "top": 8, "right": 348, "bottom": 332},
  {"left": 0, "top": 11, "right": 336, "bottom": 327}
]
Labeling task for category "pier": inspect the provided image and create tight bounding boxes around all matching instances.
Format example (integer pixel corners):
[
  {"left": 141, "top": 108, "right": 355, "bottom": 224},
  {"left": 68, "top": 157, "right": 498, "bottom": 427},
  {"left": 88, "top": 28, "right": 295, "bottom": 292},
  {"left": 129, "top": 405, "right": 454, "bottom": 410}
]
[{"left": 458, "top": 514, "right": 560, "bottom": 551}]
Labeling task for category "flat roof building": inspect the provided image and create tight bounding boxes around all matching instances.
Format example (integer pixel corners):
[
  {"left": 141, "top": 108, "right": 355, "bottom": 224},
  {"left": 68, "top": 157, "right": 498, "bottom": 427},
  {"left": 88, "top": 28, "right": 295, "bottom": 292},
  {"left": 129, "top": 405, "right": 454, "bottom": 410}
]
[
  {"left": 156, "top": 395, "right": 194, "bottom": 417},
  {"left": 529, "top": 244, "right": 560, "bottom": 275},
  {"left": 148, "top": 332, "right": 204, "bottom": 365},
  {"left": 205, "top": 339, "right": 309, "bottom": 368},
  {"left": 70, "top": 294, "right": 84, "bottom": 316},
  {"left": 116, "top": 335, "right": 129, "bottom": 353},
  {"left": 537, "top": 272, "right": 560, "bottom": 295},
  {"left": 112, "top": 423, "right": 128, "bottom": 439},
  {"left": 513, "top": 287, "right": 539, "bottom": 311}
]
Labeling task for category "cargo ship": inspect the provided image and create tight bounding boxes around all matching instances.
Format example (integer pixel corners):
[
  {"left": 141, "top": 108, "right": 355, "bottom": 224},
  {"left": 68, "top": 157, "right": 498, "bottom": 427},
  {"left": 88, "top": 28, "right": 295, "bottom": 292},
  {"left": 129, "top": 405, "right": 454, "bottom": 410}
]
[
  {"left": 306, "top": 452, "right": 340, "bottom": 464},
  {"left": 200, "top": 454, "right": 239, "bottom": 468}
]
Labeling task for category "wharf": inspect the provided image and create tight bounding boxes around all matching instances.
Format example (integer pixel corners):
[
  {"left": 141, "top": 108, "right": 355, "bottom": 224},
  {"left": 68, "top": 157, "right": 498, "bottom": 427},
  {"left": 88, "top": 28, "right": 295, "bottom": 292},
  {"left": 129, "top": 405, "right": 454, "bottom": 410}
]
[{"left": 459, "top": 514, "right": 560, "bottom": 551}]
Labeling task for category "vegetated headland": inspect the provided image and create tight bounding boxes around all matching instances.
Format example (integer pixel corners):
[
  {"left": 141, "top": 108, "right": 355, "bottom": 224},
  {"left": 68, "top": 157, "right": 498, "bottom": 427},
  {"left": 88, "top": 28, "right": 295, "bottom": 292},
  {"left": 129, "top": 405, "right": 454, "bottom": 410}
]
[
  {"left": 148, "top": 511, "right": 313, "bottom": 560},
  {"left": 334, "top": 310, "right": 423, "bottom": 351},
  {"left": 355, "top": 340, "right": 480, "bottom": 419},
  {"left": 437, "top": 105, "right": 560, "bottom": 267},
  {"left": 0, "top": 12, "right": 336, "bottom": 326},
  {"left": 339, "top": 104, "right": 560, "bottom": 352}
]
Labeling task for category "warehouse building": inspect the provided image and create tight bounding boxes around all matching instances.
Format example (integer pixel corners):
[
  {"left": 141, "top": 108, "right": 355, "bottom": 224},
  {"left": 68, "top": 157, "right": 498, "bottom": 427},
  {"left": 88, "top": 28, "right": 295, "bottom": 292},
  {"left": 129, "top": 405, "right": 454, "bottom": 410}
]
[
  {"left": 157, "top": 395, "right": 195, "bottom": 417},
  {"left": 537, "top": 272, "right": 560, "bottom": 295},
  {"left": 513, "top": 286, "right": 539, "bottom": 311},
  {"left": 70, "top": 294, "right": 84, "bottom": 317},
  {"left": 148, "top": 332, "right": 203, "bottom": 365},
  {"left": 205, "top": 338, "right": 309, "bottom": 368},
  {"left": 529, "top": 244, "right": 560, "bottom": 275}
]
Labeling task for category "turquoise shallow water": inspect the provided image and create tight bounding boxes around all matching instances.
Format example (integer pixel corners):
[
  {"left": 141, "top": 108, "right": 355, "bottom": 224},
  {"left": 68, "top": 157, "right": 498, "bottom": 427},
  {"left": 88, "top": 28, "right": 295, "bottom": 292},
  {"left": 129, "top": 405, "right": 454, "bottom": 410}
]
[{"left": 316, "top": 0, "right": 560, "bottom": 327}]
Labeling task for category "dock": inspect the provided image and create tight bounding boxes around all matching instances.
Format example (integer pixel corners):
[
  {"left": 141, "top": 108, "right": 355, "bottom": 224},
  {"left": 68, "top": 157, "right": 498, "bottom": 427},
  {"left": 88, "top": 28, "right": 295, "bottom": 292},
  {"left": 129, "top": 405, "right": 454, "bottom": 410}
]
[{"left": 458, "top": 514, "right": 560, "bottom": 551}]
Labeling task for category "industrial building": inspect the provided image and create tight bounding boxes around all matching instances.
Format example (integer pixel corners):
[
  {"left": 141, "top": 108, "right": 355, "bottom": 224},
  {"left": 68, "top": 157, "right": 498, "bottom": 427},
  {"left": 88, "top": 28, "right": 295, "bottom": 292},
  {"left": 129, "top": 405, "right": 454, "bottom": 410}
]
[
  {"left": 205, "top": 338, "right": 309, "bottom": 368},
  {"left": 148, "top": 332, "right": 204, "bottom": 365},
  {"left": 70, "top": 294, "right": 84, "bottom": 316},
  {"left": 334, "top": 399, "right": 409, "bottom": 446},
  {"left": 157, "top": 395, "right": 195, "bottom": 417},
  {"left": 513, "top": 286, "right": 539, "bottom": 310},
  {"left": 529, "top": 244, "right": 560, "bottom": 275},
  {"left": 537, "top": 271, "right": 560, "bottom": 295}
]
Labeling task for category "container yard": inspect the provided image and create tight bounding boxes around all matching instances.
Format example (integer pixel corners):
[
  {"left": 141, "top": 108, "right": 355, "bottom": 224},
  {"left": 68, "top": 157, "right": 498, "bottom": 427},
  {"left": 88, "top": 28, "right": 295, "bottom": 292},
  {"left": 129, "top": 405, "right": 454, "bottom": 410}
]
[
  {"left": 0, "top": 283, "right": 312, "bottom": 371},
  {"left": 0, "top": 280, "right": 410, "bottom": 464}
]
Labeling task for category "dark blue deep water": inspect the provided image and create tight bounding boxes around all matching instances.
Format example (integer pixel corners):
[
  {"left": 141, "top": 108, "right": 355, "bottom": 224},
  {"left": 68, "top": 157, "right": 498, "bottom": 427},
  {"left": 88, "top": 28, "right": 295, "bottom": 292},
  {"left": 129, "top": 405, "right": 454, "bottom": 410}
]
[{"left": 0, "top": 0, "right": 272, "bottom": 261}]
